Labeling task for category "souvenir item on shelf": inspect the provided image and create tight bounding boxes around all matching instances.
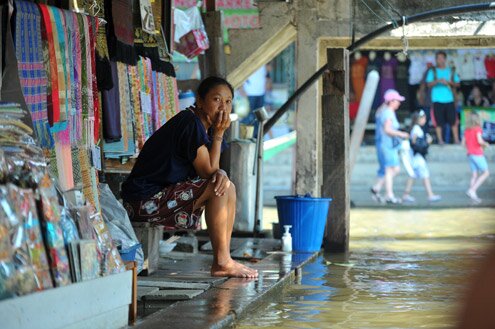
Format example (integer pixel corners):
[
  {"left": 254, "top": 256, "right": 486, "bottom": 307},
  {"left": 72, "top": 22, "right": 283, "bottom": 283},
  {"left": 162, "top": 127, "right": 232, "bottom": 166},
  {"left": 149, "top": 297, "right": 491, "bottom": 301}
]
[
  {"left": 0, "top": 187, "right": 17, "bottom": 300},
  {"left": 67, "top": 240, "right": 81, "bottom": 283},
  {"left": 60, "top": 207, "right": 80, "bottom": 245},
  {"left": 38, "top": 175, "right": 72, "bottom": 287},
  {"left": 3, "top": 185, "right": 36, "bottom": 295},
  {"left": 72, "top": 205, "right": 96, "bottom": 240},
  {"left": 78, "top": 239, "right": 100, "bottom": 281},
  {"left": 8, "top": 185, "right": 53, "bottom": 291},
  {"left": 89, "top": 210, "right": 125, "bottom": 276}
]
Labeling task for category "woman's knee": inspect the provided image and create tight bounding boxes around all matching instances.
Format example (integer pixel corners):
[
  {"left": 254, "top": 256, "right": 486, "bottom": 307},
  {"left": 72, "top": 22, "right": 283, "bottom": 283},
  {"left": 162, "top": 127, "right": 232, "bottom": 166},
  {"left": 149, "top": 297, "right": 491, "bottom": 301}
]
[{"left": 228, "top": 181, "right": 236, "bottom": 200}]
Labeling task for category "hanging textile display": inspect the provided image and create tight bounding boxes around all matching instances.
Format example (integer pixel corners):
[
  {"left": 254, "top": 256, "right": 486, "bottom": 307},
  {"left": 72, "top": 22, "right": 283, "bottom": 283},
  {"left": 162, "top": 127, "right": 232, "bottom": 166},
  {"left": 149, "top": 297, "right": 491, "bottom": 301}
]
[
  {"left": 128, "top": 64, "right": 146, "bottom": 151},
  {"left": 103, "top": 61, "right": 136, "bottom": 159},
  {"left": 75, "top": 0, "right": 113, "bottom": 90},
  {"left": 164, "top": 74, "right": 180, "bottom": 121},
  {"left": 138, "top": 56, "right": 154, "bottom": 142},
  {"left": 88, "top": 17, "right": 101, "bottom": 144},
  {"left": 13, "top": 0, "right": 53, "bottom": 148},
  {"left": 106, "top": 0, "right": 137, "bottom": 65},
  {"left": 101, "top": 61, "right": 122, "bottom": 142}
]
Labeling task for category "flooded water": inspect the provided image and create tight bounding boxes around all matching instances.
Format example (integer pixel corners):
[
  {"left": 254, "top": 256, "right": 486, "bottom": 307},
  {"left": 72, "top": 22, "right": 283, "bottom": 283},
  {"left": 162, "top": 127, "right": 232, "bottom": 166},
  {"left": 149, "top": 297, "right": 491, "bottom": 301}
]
[{"left": 237, "top": 208, "right": 495, "bottom": 329}]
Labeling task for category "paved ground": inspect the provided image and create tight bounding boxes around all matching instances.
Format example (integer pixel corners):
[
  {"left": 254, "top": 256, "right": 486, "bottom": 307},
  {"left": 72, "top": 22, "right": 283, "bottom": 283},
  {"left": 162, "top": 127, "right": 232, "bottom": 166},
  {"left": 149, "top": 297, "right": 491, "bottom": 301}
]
[
  {"left": 350, "top": 187, "right": 495, "bottom": 208},
  {"left": 131, "top": 238, "right": 317, "bottom": 329}
]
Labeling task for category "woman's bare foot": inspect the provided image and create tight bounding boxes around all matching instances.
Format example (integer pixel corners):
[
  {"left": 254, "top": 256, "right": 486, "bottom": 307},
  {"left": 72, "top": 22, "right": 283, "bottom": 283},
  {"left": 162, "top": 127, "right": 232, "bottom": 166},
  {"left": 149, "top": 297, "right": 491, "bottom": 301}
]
[{"left": 211, "top": 258, "right": 258, "bottom": 278}]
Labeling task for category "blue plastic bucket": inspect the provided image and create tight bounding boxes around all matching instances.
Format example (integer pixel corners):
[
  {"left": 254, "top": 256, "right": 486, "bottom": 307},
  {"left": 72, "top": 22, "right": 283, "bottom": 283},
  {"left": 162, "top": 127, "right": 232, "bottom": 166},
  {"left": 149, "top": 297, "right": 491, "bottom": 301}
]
[{"left": 275, "top": 195, "right": 332, "bottom": 252}]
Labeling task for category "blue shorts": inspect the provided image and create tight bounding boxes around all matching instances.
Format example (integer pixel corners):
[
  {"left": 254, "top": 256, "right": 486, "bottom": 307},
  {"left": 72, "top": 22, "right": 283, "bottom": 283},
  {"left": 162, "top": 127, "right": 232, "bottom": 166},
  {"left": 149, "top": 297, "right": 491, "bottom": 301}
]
[{"left": 468, "top": 155, "right": 488, "bottom": 173}]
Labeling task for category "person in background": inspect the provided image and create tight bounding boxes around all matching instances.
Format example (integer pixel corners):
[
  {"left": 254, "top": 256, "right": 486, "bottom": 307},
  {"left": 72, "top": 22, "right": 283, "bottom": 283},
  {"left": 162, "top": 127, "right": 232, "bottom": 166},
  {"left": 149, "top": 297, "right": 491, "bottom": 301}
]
[
  {"left": 467, "top": 85, "right": 490, "bottom": 107},
  {"left": 464, "top": 111, "right": 490, "bottom": 204},
  {"left": 121, "top": 77, "right": 258, "bottom": 278},
  {"left": 371, "top": 89, "right": 409, "bottom": 204},
  {"left": 402, "top": 110, "right": 442, "bottom": 203},
  {"left": 426, "top": 51, "right": 461, "bottom": 144},
  {"left": 488, "top": 80, "right": 495, "bottom": 106},
  {"left": 416, "top": 65, "right": 433, "bottom": 131},
  {"left": 239, "top": 65, "right": 269, "bottom": 134}
]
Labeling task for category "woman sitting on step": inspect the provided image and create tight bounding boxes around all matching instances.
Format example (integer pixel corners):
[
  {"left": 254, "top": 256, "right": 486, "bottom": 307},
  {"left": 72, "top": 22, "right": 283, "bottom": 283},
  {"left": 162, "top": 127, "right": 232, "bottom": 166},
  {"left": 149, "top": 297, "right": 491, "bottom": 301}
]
[{"left": 121, "top": 77, "right": 258, "bottom": 278}]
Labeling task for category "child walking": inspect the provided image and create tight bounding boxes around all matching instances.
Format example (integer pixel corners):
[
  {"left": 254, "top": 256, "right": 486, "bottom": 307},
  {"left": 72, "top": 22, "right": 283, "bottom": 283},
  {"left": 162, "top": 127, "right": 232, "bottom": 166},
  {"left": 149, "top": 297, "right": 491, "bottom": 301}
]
[
  {"left": 402, "top": 110, "right": 442, "bottom": 203},
  {"left": 464, "top": 112, "right": 490, "bottom": 203}
]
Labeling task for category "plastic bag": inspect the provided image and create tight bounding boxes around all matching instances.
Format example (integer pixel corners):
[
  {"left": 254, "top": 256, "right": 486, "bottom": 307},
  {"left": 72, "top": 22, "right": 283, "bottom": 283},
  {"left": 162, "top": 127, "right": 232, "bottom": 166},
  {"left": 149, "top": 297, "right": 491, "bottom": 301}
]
[
  {"left": 8, "top": 185, "right": 53, "bottom": 293},
  {"left": 99, "top": 183, "right": 144, "bottom": 273},
  {"left": 88, "top": 208, "right": 126, "bottom": 276},
  {"left": 0, "top": 187, "right": 17, "bottom": 300},
  {"left": 174, "top": 6, "right": 209, "bottom": 59},
  {"left": 38, "top": 175, "right": 72, "bottom": 287},
  {"left": 174, "top": 8, "right": 192, "bottom": 43}
]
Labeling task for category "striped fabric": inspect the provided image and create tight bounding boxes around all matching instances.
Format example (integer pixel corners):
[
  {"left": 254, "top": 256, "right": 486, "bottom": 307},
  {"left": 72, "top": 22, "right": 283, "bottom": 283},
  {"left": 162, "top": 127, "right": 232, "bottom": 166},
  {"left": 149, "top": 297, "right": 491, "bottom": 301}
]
[{"left": 14, "top": 1, "right": 53, "bottom": 148}]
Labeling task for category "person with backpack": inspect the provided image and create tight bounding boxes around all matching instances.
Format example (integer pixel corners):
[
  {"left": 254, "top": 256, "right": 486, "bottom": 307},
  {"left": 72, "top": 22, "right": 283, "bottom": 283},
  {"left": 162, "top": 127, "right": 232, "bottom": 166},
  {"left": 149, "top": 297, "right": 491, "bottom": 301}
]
[
  {"left": 402, "top": 110, "right": 442, "bottom": 203},
  {"left": 426, "top": 51, "right": 461, "bottom": 145}
]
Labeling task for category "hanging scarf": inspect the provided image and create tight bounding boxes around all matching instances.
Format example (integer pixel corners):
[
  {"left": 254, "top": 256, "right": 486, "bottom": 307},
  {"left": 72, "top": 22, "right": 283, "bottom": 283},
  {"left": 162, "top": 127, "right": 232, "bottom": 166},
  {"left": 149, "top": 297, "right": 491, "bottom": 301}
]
[
  {"left": 157, "top": 72, "right": 167, "bottom": 127},
  {"left": 87, "top": 16, "right": 100, "bottom": 144},
  {"left": 101, "top": 61, "right": 122, "bottom": 142},
  {"left": 105, "top": 0, "right": 136, "bottom": 65},
  {"left": 48, "top": 6, "right": 70, "bottom": 138},
  {"left": 39, "top": 4, "right": 60, "bottom": 130},
  {"left": 112, "top": 0, "right": 134, "bottom": 45},
  {"left": 128, "top": 65, "right": 145, "bottom": 151},
  {"left": 13, "top": 0, "right": 53, "bottom": 148}
]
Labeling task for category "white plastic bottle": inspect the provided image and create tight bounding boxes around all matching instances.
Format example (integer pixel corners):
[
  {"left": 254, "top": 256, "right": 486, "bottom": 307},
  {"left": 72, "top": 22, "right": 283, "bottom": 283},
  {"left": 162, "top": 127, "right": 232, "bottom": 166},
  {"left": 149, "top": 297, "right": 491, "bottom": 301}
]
[{"left": 282, "top": 225, "right": 292, "bottom": 252}]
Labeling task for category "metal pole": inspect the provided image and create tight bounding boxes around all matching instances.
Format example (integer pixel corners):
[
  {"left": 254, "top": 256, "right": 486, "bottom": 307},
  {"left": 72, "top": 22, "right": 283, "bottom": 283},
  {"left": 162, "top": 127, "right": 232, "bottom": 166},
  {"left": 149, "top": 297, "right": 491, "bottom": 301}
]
[
  {"left": 253, "top": 107, "right": 269, "bottom": 236},
  {"left": 264, "top": 2, "right": 495, "bottom": 132},
  {"left": 254, "top": 122, "right": 264, "bottom": 236}
]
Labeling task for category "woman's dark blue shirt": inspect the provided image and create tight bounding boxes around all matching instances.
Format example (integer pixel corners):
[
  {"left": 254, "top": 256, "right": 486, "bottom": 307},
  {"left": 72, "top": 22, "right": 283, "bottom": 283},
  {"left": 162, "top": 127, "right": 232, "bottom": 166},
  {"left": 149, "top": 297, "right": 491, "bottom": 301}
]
[{"left": 121, "top": 109, "right": 216, "bottom": 201}]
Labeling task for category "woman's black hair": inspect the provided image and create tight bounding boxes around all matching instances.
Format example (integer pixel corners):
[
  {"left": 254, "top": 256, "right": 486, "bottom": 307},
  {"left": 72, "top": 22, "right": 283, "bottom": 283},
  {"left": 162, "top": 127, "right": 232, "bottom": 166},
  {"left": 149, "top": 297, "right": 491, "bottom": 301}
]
[{"left": 196, "top": 76, "right": 234, "bottom": 100}]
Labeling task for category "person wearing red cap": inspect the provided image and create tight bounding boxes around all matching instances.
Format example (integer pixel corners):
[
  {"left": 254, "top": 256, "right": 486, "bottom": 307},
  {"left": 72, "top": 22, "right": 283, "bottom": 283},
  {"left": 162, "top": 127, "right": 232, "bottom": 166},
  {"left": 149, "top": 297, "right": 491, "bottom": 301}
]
[{"left": 371, "top": 89, "right": 410, "bottom": 204}]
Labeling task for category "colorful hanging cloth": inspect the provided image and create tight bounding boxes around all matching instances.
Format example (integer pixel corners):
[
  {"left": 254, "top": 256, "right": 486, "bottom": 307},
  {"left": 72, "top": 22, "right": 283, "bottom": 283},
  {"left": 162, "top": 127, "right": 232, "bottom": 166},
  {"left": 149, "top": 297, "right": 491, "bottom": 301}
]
[
  {"left": 87, "top": 16, "right": 101, "bottom": 144},
  {"left": 38, "top": 4, "right": 61, "bottom": 130},
  {"left": 13, "top": 0, "right": 53, "bottom": 148},
  {"left": 105, "top": 0, "right": 136, "bottom": 65},
  {"left": 47, "top": 6, "right": 70, "bottom": 138},
  {"left": 101, "top": 61, "right": 122, "bottom": 142}
]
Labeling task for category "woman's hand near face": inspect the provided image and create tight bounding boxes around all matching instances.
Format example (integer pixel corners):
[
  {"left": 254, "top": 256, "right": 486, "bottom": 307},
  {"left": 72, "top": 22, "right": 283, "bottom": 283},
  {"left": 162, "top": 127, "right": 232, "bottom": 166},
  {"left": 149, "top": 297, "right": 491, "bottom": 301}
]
[{"left": 213, "top": 110, "right": 231, "bottom": 136}]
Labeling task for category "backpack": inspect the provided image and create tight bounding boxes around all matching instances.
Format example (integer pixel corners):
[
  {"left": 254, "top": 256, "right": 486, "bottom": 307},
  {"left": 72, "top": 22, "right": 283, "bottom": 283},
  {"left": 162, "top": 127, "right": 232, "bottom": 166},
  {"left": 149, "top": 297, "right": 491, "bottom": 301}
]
[{"left": 411, "top": 136, "right": 429, "bottom": 157}]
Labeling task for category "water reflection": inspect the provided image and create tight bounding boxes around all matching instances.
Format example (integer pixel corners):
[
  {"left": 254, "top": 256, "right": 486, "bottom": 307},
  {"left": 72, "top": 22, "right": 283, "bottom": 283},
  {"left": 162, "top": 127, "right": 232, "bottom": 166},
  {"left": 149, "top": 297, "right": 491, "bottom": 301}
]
[{"left": 237, "top": 208, "right": 495, "bottom": 329}]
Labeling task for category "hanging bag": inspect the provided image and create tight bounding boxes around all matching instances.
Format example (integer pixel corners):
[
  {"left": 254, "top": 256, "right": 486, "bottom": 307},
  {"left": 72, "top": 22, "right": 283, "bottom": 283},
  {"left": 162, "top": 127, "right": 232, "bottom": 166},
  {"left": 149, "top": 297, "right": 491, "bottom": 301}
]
[{"left": 175, "top": 6, "right": 209, "bottom": 59}]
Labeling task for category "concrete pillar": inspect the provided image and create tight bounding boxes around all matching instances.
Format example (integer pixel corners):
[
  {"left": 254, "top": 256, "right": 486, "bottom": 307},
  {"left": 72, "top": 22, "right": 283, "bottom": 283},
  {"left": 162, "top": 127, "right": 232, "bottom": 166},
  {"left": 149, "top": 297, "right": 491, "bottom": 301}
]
[
  {"left": 295, "top": 7, "right": 321, "bottom": 197},
  {"left": 322, "top": 48, "right": 350, "bottom": 252},
  {"left": 200, "top": 11, "right": 226, "bottom": 78}
]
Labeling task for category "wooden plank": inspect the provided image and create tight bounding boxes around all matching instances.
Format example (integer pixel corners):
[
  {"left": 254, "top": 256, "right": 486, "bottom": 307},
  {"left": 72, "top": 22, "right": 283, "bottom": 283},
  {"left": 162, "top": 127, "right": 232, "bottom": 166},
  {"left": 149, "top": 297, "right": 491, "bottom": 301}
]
[
  {"left": 322, "top": 48, "right": 350, "bottom": 252},
  {"left": 103, "top": 158, "right": 135, "bottom": 174},
  {"left": 125, "top": 261, "right": 138, "bottom": 325},
  {"left": 0, "top": 271, "right": 132, "bottom": 329},
  {"left": 138, "top": 280, "right": 210, "bottom": 290},
  {"left": 227, "top": 24, "right": 297, "bottom": 89},
  {"left": 142, "top": 289, "right": 204, "bottom": 301}
]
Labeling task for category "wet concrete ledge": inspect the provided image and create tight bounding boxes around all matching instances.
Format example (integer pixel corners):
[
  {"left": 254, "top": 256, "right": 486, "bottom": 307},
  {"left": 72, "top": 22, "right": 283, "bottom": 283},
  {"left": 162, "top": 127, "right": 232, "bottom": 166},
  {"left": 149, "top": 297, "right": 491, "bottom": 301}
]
[{"left": 132, "top": 251, "right": 318, "bottom": 329}]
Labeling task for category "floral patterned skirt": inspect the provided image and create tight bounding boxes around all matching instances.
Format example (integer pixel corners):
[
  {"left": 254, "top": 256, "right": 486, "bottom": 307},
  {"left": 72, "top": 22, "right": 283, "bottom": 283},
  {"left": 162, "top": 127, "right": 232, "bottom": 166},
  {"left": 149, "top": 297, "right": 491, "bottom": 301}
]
[{"left": 123, "top": 178, "right": 209, "bottom": 230}]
